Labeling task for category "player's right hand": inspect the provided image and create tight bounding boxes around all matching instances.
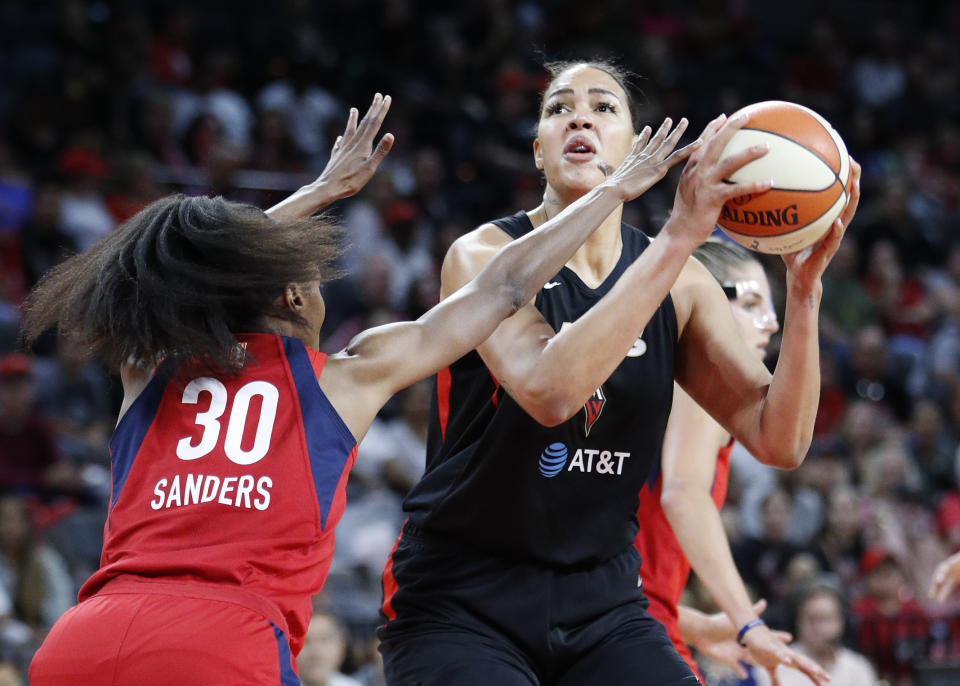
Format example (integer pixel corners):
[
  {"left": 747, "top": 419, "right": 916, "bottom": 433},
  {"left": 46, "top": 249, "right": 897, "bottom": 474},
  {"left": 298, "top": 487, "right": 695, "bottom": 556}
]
[
  {"left": 666, "top": 112, "right": 774, "bottom": 249},
  {"left": 315, "top": 92, "right": 395, "bottom": 201}
]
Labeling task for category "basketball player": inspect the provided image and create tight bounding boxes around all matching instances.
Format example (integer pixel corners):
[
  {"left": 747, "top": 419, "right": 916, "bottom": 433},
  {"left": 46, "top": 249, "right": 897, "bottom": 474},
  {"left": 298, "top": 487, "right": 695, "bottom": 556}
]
[
  {"left": 24, "top": 94, "right": 702, "bottom": 685},
  {"left": 378, "top": 61, "right": 859, "bottom": 686},
  {"left": 635, "top": 237, "right": 825, "bottom": 683}
]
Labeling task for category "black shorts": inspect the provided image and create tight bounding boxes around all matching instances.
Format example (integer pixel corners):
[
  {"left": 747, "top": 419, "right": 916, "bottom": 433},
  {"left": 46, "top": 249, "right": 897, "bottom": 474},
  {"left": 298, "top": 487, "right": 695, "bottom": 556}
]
[{"left": 378, "top": 524, "right": 698, "bottom": 686}]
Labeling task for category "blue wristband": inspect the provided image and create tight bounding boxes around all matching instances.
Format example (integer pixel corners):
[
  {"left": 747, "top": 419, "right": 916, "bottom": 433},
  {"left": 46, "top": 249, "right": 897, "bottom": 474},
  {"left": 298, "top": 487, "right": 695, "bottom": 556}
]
[{"left": 737, "top": 618, "right": 766, "bottom": 647}]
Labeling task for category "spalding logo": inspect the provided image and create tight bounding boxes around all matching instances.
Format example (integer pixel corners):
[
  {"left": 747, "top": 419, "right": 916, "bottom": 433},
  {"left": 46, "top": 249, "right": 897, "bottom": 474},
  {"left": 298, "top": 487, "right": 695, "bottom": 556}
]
[
  {"left": 720, "top": 204, "right": 799, "bottom": 227},
  {"left": 539, "top": 442, "right": 568, "bottom": 478}
]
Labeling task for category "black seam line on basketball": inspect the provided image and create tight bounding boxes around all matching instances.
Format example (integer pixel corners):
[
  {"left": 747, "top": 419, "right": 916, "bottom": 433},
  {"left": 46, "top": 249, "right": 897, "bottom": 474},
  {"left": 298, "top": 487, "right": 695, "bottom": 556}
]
[
  {"left": 740, "top": 126, "right": 843, "bottom": 186},
  {"left": 721, "top": 178, "right": 839, "bottom": 194},
  {"left": 721, "top": 178, "right": 837, "bottom": 193},
  {"left": 717, "top": 191, "right": 846, "bottom": 238}
]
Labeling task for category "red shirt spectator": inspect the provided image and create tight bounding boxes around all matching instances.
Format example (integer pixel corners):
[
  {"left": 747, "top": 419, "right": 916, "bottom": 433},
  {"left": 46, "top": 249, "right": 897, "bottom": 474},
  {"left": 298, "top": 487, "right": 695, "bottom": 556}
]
[
  {"left": 851, "top": 547, "right": 931, "bottom": 684},
  {"left": 0, "top": 354, "right": 67, "bottom": 494}
]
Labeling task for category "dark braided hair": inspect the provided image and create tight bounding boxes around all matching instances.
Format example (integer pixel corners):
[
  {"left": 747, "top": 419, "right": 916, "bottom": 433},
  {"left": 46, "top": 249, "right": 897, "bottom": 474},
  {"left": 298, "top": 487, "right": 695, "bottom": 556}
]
[{"left": 21, "top": 194, "right": 343, "bottom": 373}]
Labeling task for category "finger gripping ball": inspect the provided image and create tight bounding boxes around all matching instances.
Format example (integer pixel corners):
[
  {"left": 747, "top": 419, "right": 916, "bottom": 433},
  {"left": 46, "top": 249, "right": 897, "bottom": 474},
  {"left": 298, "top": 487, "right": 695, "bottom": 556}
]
[{"left": 717, "top": 101, "right": 851, "bottom": 254}]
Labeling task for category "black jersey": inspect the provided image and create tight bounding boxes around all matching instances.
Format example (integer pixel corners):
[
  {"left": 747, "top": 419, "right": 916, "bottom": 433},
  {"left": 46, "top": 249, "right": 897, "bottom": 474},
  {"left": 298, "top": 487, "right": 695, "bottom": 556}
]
[{"left": 403, "top": 211, "right": 677, "bottom": 566}]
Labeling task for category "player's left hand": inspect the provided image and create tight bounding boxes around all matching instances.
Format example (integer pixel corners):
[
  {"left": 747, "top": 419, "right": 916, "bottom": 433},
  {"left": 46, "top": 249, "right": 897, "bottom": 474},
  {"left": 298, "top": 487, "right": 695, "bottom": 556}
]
[
  {"left": 741, "top": 623, "right": 831, "bottom": 686},
  {"left": 315, "top": 92, "right": 395, "bottom": 201},
  {"left": 687, "top": 600, "right": 793, "bottom": 679},
  {"left": 781, "top": 158, "right": 861, "bottom": 290}
]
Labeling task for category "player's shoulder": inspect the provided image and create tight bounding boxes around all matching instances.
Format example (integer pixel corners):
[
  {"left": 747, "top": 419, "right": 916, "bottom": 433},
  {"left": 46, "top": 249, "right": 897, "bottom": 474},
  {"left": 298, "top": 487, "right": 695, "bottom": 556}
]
[
  {"left": 441, "top": 219, "right": 519, "bottom": 294},
  {"left": 449, "top": 221, "right": 514, "bottom": 255}
]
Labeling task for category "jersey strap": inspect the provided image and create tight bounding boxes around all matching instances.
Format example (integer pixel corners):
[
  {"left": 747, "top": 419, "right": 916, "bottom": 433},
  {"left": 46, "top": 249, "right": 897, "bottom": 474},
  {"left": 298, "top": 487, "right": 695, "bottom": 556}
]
[
  {"left": 107, "top": 360, "right": 176, "bottom": 519},
  {"left": 282, "top": 338, "right": 356, "bottom": 528}
]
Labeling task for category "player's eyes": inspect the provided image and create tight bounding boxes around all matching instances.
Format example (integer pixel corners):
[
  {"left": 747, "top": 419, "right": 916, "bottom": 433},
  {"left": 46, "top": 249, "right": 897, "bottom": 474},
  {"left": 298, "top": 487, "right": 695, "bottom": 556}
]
[
  {"left": 545, "top": 102, "right": 569, "bottom": 115},
  {"left": 596, "top": 101, "right": 617, "bottom": 113}
]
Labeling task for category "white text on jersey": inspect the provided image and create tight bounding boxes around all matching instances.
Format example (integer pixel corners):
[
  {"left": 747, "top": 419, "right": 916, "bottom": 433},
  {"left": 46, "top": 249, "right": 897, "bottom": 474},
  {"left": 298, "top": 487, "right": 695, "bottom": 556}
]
[
  {"left": 150, "top": 473, "right": 272, "bottom": 510},
  {"left": 567, "top": 449, "right": 630, "bottom": 475}
]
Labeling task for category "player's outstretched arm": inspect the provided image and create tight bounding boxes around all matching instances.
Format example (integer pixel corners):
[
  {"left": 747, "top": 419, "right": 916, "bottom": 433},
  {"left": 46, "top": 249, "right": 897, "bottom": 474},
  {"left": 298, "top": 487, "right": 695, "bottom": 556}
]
[
  {"left": 322, "top": 120, "right": 699, "bottom": 439},
  {"left": 265, "top": 93, "right": 394, "bottom": 222},
  {"left": 661, "top": 387, "right": 830, "bottom": 684},
  {"left": 675, "top": 161, "right": 861, "bottom": 469}
]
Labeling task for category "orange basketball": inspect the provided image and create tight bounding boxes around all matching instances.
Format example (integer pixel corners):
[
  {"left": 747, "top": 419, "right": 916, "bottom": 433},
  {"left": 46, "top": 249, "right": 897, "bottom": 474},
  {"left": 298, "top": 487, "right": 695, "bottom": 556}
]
[{"left": 716, "top": 101, "right": 851, "bottom": 254}]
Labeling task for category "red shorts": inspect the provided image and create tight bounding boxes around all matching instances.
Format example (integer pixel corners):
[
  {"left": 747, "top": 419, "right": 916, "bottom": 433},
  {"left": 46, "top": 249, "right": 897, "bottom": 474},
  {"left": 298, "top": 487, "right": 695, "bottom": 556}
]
[{"left": 29, "top": 590, "right": 300, "bottom": 685}]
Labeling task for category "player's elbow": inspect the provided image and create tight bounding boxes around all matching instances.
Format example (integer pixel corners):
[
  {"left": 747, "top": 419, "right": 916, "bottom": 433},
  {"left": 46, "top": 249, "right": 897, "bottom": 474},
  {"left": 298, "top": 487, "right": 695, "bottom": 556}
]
[
  {"left": 660, "top": 483, "right": 694, "bottom": 521},
  {"left": 755, "top": 442, "right": 807, "bottom": 470},
  {"left": 514, "top": 380, "right": 583, "bottom": 427}
]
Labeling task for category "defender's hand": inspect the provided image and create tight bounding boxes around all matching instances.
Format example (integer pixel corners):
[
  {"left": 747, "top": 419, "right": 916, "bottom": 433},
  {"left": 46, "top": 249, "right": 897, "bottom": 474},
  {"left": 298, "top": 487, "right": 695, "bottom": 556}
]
[{"left": 316, "top": 92, "right": 395, "bottom": 201}]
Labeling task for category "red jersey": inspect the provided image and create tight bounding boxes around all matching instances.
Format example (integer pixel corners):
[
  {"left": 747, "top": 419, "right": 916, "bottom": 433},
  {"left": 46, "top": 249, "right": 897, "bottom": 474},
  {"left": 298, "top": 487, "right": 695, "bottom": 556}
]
[
  {"left": 79, "top": 334, "right": 357, "bottom": 655},
  {"left": 633, "top": 438, "right": 734, "bottom": 674}
]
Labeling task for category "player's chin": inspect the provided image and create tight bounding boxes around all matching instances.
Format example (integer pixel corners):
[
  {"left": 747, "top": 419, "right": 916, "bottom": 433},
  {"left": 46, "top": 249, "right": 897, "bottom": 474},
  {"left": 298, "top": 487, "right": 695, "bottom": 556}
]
[{"left": 559, "top": 167, "right": 606, "bottom": 193}]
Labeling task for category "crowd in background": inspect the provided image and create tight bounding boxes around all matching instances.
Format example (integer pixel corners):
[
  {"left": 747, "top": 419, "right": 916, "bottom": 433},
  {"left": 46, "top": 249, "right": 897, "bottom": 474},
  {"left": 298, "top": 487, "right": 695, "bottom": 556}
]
[{"left": 2, "top": 0, "right": 960, "bottom": 684}]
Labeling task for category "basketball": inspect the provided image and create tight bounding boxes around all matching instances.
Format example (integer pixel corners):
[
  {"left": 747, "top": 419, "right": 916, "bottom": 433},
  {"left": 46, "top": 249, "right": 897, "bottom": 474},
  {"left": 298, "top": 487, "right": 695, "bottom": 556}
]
[{"left": 716, "top": 100, "right": 851, "bottom": 254}]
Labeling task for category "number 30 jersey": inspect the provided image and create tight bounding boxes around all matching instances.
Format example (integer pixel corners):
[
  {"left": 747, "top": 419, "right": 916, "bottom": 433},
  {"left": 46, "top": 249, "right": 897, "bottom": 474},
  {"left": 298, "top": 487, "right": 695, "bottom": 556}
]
[{"left": 79, "top": 334, "right": 357, "bottom": 655}]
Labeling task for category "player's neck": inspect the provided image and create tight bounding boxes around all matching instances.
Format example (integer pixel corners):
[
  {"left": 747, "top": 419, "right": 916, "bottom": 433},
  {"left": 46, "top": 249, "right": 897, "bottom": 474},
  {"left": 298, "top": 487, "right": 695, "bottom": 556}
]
[
  {"left": 532, "top": 197, "right": 623, "bottom": 288},
  {"left": 252, "top": 317, "right": 318, "bottom": 351}
]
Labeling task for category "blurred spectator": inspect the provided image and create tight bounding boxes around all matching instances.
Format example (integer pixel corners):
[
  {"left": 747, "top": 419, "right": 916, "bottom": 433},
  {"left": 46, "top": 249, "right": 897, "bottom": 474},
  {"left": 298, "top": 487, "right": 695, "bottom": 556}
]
[
  {"left": 817, "top": 484, "right": 868, "bottom": 589},
  {"left": 0, "top": 661, "right": 23, "bottom": 686},
  {"left": 851, "top": 547, "right": 930, "bottom": 685},
  {"left": 352, "top": 379, "right": 429, "bottom": 496},
  {"left": 0, "top": 140, "right": 32, "bottom": 308},
  {"left": 298, "top": 607, "right": 364, "bottom": 686},
  {"left": 839, "top": 326, "right": 912, "bottom": 422},
  {"left": 850, "top": 19, "right": 906, "bottom": 111},
  {"left": 257, "top": 59, "right": 341, "bottom": 170},
  {"left": 55, "top": 146, "right": 115, "bottom": 252},
  {"left": 250, "top": 109, "right": 306, "bottom": 172},
  {"left": 819, "top": 235, "right": 878, "bottom": 350},
  {"left": 732, "top": 487, "right": 803, "bottom": 601},
  {"left": 18, "top": 183, "right": 72, "bottom": 290},
  {"left": 0, "top": 495, "right": 74, "bottom": 637},
  {"left": 861, "top": 239, "right": 936, "bottom": 355},
  {"left": 147, "top": 5, "right": 194, "bottom": 88},
  {"left": 757, "top": 578, "right": 877, "bottom": 686},
  {"left": 0, "top": 354, "right": 79, "bottom": 497},
  {"left": 907, "top": 398, "right": 957, "bottom": 497},
  {"left": 103, "top": 151, "right": 163, "bottom": 224},
  {"left": 32, "top": 338, "right": 113, "bottom": 473}
]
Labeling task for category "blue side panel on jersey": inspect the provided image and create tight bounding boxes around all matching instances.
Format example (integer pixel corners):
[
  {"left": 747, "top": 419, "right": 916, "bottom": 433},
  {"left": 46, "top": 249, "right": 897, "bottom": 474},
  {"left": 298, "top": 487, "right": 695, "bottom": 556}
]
[
  {"left": 271, "top": 622, "right": 301, "bottom": 686},
  {"left": 283, "top": 338, "right": 356, "bottom": 529},
  {"left": 643, "top": 448, "right": 663, "bottom": 491},
  {"left": 107, "top": 367, "right": 170, "bottom": 514}
]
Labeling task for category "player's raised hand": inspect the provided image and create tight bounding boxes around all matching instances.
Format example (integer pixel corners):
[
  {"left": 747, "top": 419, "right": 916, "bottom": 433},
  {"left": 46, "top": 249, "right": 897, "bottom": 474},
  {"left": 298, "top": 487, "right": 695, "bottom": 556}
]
[
  {"left": 265, "top": 94, "right": 395, "bottom": 222},
  {"left": 782, "top": 158, "right": 861, "bottom": 289},
  {"left": 316, "top": 92, "right": 395, "bottom": 200},
  {"left": 666, "top": 112, "right": 774, "bottom": 249},
  {"left": 930, "top": 551, "right": 960, "bottom": 603}
]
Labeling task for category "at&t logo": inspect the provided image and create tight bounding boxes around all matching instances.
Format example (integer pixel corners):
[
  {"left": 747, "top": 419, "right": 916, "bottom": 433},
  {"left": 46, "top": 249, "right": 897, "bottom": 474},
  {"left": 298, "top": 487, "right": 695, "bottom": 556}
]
[
  {"left": 538, "top": 442, "right": 631, "bottom": 478},
  {"left": 539, "top": 443, "right": 568, "bottom": 477}
]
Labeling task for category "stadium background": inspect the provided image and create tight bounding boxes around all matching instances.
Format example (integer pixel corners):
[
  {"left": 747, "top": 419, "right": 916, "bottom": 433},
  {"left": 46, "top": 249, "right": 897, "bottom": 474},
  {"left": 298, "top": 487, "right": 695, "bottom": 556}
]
[{"left": 1, "top": 0, "right": 960, "bottom": 684}]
